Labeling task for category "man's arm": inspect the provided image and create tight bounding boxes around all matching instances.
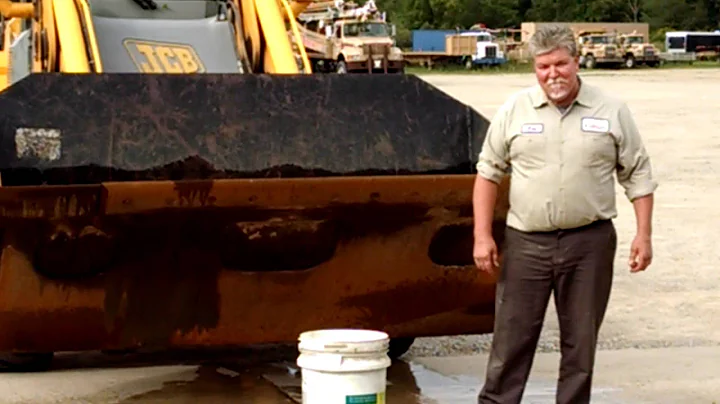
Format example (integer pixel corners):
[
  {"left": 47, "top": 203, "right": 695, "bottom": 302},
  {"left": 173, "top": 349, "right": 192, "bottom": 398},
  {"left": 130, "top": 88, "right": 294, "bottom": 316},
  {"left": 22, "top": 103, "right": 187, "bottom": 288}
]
[
  {"left": 473, "top": 175, "right": 499, "bottom": 240},
  {"left": 629, "top": 193, "right": 654, "bottom": 272},
  {"left": 633, "top": 193, "right": 653, "bottom": 238},
  {"left": 616, "top": 102, "right": 657, "bottom": 272},
  {"left": 615, "top": 102, "right": 658, "bottom": 203},
  {"left": 473, "top": 104, "right": 510, "bottom": 273},
  {"left": 473, "top": 105, "right": 510, "bottom": 238}
]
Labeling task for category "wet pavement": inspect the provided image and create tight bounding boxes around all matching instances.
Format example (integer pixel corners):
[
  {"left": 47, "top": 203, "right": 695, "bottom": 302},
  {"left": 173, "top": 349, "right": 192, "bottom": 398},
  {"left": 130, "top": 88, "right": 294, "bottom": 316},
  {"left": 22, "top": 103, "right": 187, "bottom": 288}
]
[
  {"left": 0, "top": 346, "right": 717, "bottom": 403},
  {"left": 258, "top": 360, "right": 629, "bottom": 404}
]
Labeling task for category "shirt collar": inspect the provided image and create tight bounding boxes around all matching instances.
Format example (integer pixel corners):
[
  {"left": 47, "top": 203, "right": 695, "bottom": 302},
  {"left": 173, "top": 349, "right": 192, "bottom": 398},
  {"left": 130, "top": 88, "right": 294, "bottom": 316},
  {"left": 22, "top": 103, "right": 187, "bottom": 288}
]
[{"left": 531, "top": 78, "right": 593, "bottom": 109}]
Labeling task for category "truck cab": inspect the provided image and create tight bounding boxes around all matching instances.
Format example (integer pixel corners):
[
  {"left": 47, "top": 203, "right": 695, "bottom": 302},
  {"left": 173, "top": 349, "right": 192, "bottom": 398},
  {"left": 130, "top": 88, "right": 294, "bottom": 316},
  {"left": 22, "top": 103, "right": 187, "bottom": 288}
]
[
  {"left": 328, "top": 18, "right": 404, "bottom": 73},
  {"left": 618, "top": 32, "right": 660, "bottom": 67},
  {"left": 296, "top": 0, "right": 404, "bottom": 74},
  {"left": 577, "top": 30, "right": 623, "bottom": 69},
  {"left": 460, "top": 31, "right": 506, "bottom": 67}
]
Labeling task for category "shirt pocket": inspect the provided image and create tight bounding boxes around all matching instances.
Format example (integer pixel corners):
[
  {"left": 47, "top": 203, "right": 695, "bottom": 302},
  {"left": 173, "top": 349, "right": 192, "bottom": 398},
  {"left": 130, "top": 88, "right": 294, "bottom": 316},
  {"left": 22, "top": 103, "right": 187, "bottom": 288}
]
[
  {"left": 581, "top": 131, "right": 617, "bottom": 168},
  {"left": 509, "top": 132, "right": 548, "bottom": 169}
]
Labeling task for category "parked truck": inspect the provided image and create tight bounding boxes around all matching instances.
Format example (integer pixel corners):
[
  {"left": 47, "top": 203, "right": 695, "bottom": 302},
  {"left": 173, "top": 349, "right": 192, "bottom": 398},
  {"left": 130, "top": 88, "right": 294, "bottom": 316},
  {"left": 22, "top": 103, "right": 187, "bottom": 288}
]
[
  {"left": 617, "top": 31, "right": 661, "bottom": 67},
  {"left": 405, "top": 29, "right": 506, "bottom": 69},
  {"left": 577, "top": 29, "right": 661, "bottom": 69},
  {"left": 577, "top": 30, "right": 624, "bottom": 69},
  {"left": 293, "top": 0, "right": 404, "bottom": 73}
]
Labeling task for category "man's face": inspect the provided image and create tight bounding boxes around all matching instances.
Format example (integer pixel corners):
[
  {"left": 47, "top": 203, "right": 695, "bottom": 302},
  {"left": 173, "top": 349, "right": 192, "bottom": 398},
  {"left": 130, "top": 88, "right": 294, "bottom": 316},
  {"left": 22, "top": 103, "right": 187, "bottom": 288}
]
[{"left": 534, "top": 47, "right": 580, "bottom": 106}]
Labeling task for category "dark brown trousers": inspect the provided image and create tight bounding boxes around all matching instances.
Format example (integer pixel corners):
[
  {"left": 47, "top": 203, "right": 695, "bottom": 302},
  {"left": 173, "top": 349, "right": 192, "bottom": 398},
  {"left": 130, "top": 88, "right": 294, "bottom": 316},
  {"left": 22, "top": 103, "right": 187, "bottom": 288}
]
[{"left": 478, "top": 220, "right": 617, "bottom": 404}]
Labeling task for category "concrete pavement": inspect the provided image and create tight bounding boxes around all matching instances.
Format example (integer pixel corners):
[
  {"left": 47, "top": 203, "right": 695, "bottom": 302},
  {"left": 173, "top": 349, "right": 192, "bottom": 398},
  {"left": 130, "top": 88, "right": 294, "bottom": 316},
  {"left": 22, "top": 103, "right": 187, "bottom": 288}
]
[{"left": 0, "top": 346, "right": 716, "bottom": 403}]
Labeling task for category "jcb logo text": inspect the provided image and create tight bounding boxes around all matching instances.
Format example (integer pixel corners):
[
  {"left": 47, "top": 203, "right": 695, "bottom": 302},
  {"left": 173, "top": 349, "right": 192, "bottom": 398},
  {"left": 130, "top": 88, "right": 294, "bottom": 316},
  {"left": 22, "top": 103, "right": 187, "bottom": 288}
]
[{"left": 124, "top": 39, "right": 205, "bottom": 73}]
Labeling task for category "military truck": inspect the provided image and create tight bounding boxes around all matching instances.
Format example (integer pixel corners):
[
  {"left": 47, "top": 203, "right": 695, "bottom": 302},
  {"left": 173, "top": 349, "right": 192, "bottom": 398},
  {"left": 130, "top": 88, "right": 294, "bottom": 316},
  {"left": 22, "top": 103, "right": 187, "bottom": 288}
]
[
  {"left": 618, "top": 31, "right": 661, "bottom": 67},
  {"left": 295, "top": 0, "right": 404, "bottom": 73},
  {"left": 577, "top": 30, "right": 624, "bottom": 69}
]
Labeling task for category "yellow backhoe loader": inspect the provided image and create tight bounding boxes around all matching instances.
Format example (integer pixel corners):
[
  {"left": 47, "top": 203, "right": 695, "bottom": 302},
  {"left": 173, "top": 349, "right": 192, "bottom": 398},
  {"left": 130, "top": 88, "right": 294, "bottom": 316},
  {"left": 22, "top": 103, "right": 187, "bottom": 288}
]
[{"left": 0, "top": 0, "right": 507, "bottom": 371}]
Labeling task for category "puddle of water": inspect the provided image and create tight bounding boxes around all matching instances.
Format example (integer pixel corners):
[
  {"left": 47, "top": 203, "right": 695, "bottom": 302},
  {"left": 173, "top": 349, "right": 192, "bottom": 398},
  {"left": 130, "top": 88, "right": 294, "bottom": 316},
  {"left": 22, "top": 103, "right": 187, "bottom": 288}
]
[
  {"left": 263, "top": 360, "right": 630, "bottom": 404},
  {"left": 0, "top": 349, "right": 632, "bottom": 404},
  {"left": 406, "top": 362, "right": 628, "bottom": 404},
  {"left": 262, "top": 360, "right": 477, "bottom": 404},
  {"left": 406, "top": 362, "right": 480, "bottom": 402},
  {"left": 121, "top": 365, "right": 294, "bottom": 403},
  {"left": 260, "top": 362, "right": 303, "bottom": 402}
]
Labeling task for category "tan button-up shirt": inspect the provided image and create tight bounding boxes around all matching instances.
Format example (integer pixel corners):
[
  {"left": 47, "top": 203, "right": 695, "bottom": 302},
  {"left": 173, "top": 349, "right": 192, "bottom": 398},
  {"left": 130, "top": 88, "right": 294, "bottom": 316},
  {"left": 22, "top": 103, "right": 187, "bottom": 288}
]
[{"left": 476, "top": 80, "right": 658, "bottom": 233}]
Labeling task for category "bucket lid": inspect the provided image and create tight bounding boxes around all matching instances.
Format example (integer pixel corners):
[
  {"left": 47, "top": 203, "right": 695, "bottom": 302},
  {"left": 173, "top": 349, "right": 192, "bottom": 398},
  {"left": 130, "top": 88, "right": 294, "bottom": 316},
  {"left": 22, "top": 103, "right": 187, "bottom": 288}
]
[{"left": 298, "top": 329, "right": 389, "bottom": 354}]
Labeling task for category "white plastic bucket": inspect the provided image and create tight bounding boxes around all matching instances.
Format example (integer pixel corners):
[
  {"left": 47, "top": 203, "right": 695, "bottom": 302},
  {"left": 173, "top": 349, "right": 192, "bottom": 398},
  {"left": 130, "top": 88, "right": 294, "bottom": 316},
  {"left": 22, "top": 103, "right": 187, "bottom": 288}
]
[{"left": 297, "top": 328, "right": 392, "bottom": 404}]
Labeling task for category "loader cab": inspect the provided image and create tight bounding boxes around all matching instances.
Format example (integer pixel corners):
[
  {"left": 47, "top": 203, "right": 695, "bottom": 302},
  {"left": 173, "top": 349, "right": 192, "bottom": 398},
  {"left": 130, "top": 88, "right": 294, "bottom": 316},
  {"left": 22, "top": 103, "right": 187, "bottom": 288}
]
[
  {"left": 4, "top": 0, "right": 249, "bottom": 76},
  {"left": 84, "top": 0, "right": 244, "bottom": 73},
  {"left": 87, "top": 0, "right": 224, "bottom": 19}
]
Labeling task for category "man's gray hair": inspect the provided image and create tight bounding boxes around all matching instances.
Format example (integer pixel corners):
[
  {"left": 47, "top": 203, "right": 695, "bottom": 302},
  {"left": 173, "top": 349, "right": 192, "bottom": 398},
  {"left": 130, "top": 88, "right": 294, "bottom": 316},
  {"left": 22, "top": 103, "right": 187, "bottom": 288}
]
[{"left": 528, "top": 24, "right": 578, "bottom": 58}]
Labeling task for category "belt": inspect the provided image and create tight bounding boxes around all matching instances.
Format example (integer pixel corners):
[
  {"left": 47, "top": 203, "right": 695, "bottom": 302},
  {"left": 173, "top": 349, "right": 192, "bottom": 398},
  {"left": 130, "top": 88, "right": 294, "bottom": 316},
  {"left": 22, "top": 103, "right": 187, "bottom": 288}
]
[{"left": 513, "top": 219, "right": 612, "bottom": 235}]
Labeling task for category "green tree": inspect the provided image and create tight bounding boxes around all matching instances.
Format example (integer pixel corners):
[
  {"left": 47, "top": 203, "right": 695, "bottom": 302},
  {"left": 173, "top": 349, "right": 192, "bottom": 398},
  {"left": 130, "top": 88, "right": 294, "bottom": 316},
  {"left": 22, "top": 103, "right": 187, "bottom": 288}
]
[{"left": 375, "top": 0, "right": 720, "bottom": 45}]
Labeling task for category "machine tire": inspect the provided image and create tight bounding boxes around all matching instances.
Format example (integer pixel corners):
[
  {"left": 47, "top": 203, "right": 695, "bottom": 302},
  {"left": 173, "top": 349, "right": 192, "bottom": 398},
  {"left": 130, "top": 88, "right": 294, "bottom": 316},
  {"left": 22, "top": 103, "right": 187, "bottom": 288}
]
[
  {"left": 584, "top": 55, "right": 596, "bottom": 69},
  {"left": 625, "top": 55, "right": 636, "bottom": 68},
  {"left": 388, "top": 337, "right": 415, "bottom": 359},
  {"left": 0, "top": 352, "right": 54, "bottom": 372}
]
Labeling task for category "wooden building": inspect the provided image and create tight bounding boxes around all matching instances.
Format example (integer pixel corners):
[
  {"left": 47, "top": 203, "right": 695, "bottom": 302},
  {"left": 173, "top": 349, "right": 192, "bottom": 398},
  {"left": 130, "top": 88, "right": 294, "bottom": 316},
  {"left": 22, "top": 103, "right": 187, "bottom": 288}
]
[{"left": 520, "top": 22, "right": 651, "bottom": 43}]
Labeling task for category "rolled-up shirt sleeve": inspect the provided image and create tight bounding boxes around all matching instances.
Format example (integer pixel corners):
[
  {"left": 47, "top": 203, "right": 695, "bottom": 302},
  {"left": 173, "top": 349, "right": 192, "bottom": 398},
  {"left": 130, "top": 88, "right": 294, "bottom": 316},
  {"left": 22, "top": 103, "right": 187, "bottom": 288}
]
[
  {"left": 615, "top": 102, "right": 658, "bottom": 201},
  {"left": 475, "top": 102, "right": 510, "bottom": 184}
]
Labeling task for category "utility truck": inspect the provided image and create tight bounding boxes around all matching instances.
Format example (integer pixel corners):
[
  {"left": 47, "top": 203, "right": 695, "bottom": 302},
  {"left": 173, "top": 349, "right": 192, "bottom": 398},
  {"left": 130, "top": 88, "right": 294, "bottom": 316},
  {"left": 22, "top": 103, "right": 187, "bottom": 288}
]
[{"left": 294, "top": 0, "right": 404, "bottom": 73}]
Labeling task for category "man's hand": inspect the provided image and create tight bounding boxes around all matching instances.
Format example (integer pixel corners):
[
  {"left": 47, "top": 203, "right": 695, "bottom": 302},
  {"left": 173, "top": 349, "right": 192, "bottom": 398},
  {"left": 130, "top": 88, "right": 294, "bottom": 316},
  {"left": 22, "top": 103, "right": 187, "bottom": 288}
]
[
  {"left": 629, "top": 234, "right": 652, "bottom": 273},
  {"left": 474, "top": 235, "right": 499, "bottom": 275}
]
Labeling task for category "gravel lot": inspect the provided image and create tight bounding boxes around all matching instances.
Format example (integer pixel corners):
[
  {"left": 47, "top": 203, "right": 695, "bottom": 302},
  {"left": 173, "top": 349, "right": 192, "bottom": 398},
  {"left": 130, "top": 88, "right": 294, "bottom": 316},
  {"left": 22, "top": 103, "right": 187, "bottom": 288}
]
[
  {"left": 407, "top": 68, "right": 720, "bottom": 357},
  {"left": 0, "top": 68, "right": 717, "bottom": 404}
]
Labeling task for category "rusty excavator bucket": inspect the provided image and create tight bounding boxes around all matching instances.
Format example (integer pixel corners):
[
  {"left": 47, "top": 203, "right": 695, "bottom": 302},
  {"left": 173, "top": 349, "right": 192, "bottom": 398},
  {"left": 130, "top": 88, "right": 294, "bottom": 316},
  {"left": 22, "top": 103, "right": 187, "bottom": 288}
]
[{"left": 0, "top": 73, "right": 507, "bottom": 356}]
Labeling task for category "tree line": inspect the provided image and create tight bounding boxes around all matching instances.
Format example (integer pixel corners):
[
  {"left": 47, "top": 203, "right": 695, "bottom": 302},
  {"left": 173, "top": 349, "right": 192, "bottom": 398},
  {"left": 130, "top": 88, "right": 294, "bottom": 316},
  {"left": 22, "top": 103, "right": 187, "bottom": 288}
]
[{"left": 376, "top": 0, "right": 720, "bottom": 46}]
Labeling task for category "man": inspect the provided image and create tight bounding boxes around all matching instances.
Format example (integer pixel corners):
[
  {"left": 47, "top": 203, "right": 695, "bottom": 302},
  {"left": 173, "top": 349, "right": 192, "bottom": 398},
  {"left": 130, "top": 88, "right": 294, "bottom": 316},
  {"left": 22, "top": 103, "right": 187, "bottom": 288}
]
[{"left": 473, "top": 24, "right": 657, "bottom": 404}]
